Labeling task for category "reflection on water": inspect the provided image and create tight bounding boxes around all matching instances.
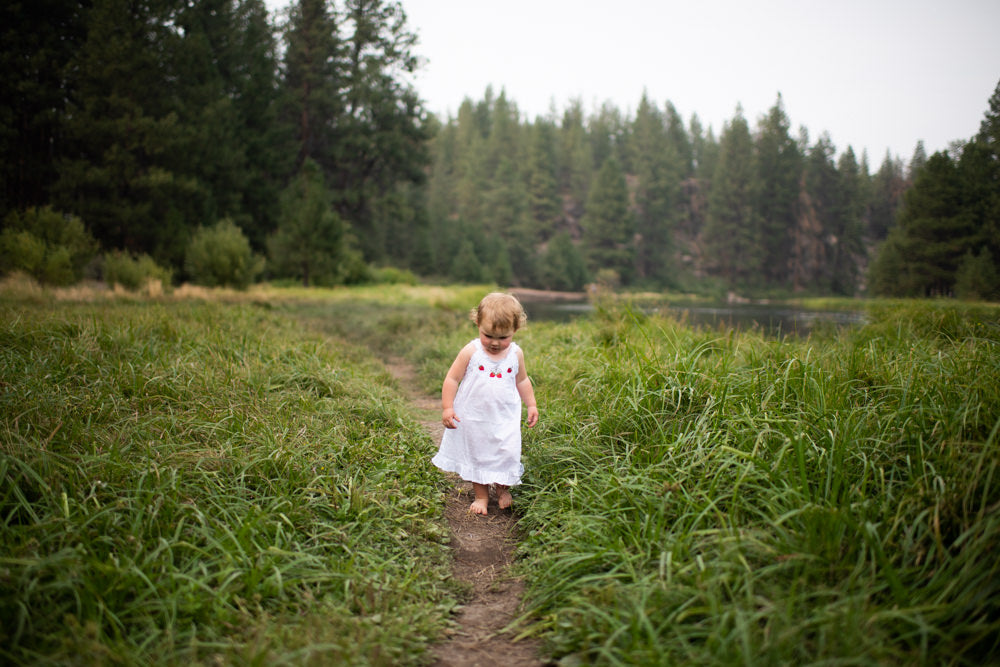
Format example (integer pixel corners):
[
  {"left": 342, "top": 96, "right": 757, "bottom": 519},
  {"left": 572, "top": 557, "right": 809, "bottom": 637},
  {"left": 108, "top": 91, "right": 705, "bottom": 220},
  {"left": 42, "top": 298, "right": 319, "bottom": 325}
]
[{"left": 522, "top": 300, "right": 866, "bottom": 338}]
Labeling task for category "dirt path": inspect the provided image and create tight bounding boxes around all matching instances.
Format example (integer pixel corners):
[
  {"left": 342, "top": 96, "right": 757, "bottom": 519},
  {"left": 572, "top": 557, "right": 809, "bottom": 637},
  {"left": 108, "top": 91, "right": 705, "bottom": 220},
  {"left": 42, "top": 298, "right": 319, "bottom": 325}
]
[{"left": 385, "top": 359, "right": 546, "bottom": 667}]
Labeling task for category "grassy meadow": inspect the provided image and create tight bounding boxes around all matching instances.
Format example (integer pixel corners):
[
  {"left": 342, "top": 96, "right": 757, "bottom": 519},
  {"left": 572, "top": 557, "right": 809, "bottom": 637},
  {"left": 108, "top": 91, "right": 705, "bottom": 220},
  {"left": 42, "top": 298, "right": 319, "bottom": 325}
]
[
  {"left": 2, "top": 278, "right": 999, "bottom": 665},
  {"left": 0, "top": 280, "right": 462, "bottom": 665}
]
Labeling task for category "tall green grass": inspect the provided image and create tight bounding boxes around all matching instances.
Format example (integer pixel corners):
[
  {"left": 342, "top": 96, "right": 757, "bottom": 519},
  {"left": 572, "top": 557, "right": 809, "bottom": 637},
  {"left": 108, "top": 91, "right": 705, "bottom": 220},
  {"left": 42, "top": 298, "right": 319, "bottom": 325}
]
[
  {"left": 0, "top": 296, "right": 455, "bottom": 664},
  {"left": 513, "top": 302, "right": 1000, "bottom": 664},
  {"left": 6, "top": 283, "right": 998, "bottom": 665}
]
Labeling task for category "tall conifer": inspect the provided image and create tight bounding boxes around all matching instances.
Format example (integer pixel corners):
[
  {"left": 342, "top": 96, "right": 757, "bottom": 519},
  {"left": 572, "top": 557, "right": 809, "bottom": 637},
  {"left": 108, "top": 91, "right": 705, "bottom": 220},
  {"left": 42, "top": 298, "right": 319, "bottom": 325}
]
[
  {"left": 754, "top": 95, "right": 801, "bottom": 288},
  {"left": 628, "top": 94, "right": 679, "bottom": 287},
  {"left": 582, "top": 157, "right": 632, "bottom": 283},
  {"left": 703, "top": 108, "right": 758, "bottom": 286}
]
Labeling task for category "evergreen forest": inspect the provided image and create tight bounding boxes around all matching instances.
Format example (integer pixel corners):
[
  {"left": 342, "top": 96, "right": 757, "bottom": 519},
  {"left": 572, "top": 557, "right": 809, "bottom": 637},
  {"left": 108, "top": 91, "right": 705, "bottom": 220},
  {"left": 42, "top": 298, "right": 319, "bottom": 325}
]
[{"left": 3, "top": 0, "right": 999, "bottom": 298}]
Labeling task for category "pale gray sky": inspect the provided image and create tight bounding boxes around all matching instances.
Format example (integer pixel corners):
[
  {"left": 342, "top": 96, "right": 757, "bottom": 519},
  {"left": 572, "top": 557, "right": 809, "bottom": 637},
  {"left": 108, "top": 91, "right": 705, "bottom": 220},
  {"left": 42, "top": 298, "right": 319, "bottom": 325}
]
[{"left": 399, "top": 0, "right": 1000, "bottom": 163}]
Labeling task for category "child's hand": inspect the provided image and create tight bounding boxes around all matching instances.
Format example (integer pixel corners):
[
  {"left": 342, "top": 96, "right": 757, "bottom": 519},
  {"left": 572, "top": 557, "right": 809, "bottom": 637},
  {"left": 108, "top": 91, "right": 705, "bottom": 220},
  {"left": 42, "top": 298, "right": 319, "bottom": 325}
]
[
  {"left": 525, "top": 406, "right": 539, "bottom": 428},
  {"left": 442, "top": 408, "right": 460, "bottom": 429}
]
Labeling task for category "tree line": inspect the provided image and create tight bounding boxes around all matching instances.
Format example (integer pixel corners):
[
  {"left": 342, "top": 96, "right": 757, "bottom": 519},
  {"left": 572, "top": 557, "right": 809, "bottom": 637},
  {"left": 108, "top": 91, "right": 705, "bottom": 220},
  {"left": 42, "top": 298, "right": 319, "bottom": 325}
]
[
  {"left": 2, "top": 0, "right": 997, "bottom": 298},
  {"left": 869, "top": 83, "right": 1000, "bottom": 300},
  {"left": 420, "top": 88, "right": 922, "bottom": 294},
  {"left": 1, "top": 0, "right": 427, "bottom": 286}
]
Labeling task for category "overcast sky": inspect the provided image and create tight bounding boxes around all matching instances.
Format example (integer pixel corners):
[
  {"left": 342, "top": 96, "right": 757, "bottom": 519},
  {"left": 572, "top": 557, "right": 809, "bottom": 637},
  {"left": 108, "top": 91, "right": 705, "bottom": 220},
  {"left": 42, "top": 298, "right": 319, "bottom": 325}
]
[{"left": 397, "top": 0, "right": 1000, "bottom": 164}]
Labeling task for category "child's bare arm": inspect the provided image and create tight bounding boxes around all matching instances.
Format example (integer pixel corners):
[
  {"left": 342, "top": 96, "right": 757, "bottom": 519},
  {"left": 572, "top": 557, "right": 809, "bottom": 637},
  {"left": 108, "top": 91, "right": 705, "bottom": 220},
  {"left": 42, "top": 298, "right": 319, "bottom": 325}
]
[
  {"left": 442, "top": 344, "right": 473, "bottom": 428},
  {"left": 515, "top": 348, "right": 538, "bottom": 427}
]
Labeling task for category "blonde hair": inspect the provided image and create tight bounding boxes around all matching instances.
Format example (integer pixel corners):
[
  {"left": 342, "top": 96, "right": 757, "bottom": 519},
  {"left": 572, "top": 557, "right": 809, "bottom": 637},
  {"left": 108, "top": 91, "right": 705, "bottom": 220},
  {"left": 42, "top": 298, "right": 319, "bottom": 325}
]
[{"left": 470, "top": 292, "right": 527, "bottom": 333}]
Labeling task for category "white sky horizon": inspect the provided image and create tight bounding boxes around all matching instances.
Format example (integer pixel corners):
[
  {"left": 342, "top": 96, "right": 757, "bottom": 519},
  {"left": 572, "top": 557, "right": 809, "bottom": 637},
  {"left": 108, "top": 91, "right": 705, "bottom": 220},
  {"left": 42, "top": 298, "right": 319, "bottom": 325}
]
[{"left": 269, "top": 0, "right": 1000, "bottom": 164}]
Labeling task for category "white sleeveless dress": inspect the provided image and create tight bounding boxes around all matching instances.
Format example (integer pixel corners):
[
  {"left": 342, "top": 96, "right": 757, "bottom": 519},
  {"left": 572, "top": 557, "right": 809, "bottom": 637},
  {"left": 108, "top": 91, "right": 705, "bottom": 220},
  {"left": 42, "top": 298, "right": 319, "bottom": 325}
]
[{"left": 432, "top": 339, "right": 524, "bottom": 486}]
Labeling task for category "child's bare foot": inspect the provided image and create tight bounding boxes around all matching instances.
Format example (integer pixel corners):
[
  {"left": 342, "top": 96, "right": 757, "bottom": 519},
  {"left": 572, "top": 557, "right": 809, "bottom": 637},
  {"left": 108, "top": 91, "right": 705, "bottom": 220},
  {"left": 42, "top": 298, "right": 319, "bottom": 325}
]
[
  {"left": 469, "top": 497, "right": 489, "bottom": 515},
  {"left": 470, "top": 482, "right": 490, "bottom": 515},
  {"left": 497, "top": 485, "right": 512, "bottom": 509}
]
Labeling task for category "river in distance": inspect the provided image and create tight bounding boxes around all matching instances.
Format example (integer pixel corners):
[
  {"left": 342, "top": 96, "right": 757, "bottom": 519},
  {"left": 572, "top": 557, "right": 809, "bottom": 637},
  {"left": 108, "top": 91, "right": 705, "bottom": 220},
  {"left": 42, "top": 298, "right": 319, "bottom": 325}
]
[{"left": 520, "top": 299, "right": 866, "bottom": 339}]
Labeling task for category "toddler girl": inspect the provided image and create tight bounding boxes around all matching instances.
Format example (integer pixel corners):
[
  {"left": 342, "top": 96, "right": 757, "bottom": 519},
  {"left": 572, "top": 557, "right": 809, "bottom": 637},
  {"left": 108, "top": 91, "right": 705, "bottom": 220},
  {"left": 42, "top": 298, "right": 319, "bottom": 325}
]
[{"left": 432, "top": 292, "right": 539, "bottom": 515}]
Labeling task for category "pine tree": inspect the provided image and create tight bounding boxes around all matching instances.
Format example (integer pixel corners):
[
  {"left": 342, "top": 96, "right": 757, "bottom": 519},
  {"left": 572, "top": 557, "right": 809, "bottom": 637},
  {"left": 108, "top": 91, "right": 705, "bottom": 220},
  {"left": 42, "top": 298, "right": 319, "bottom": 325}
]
[
  {"left": 268, "top": 158, "right": 345, "bottom": 286},
  {"left": 483, "top": 90, "right": 521, "bottom": 180},
  {"left": 0, "top": 0, "right": 88, "bottom": 212},
  {"left": 973, "top": 79, "right": 1000, "bottom": 273},
  {"left": 794, "top": 134, "right": 840, "bottom": 291},
  {"left": 425, "top": 115, "right": 457, "bottom": 232},
  {"left": 665, "top": 102, "right": 694, "bottom": 178},
  {"left": 683, "top": 114, "right": 714, "bottom": 241},
  {"left": 589, "top": 103, "right": 624, "bottom": 172},
  {"left": 829, "top": 147, "right": 865, "bottom": 294},
  {"left": 868, "top": 152, "right": 906, "bottom": 240},
  {"left": 52, "top": 0, "right": 205, "bottom": 264},
  {"left": 582, "top": 157, "right": 632, "bottom": 283},
  {"left": 871, "top": 151, "right": 972, "bottom": 296},
  {"left": 230, "top": 0, "right": 289, "bottom": 249},
  {"left": 450, "top": 237, "right": 487, "bottom": 283},
  {"left": 524, "top": 121, "right": 562, "bottom": 241},
  {"left": 173, "top": 0, "right": 252, "bottom": 226},
  {"left": 908, "top": 140, "right": 928, "bottom": 181},
  {"left": 753, "top": 95, "right": 801, "bottom": 288},
  {"left": 281, "top": 0, "right": 343, "bottom": 170},
  {"left": 452, "top": 99, "right": 490, "bottom": 226},
  {"left": 954, "top": 247, "right": 999, "bottom": 300},
  {"left": 484, "top": 156, "right": 531, "bottom": 282},
  {"left": 558, "top": 100, "right": 593, "bottom": 219},
  {"left": 628, "top": 93, "right": 679, "bottom": 287},
  {"left": 329, "top": 0, "right": 429, "bottom": 260},
  {"left": 978, "top": 79, "right": 1000, "bottom": 150},
  {"left": 703, "top": 108, "right": 758, "bottom": 287},
  {"left": 539, "top": 231, "right": 588, "bottom": 291}
]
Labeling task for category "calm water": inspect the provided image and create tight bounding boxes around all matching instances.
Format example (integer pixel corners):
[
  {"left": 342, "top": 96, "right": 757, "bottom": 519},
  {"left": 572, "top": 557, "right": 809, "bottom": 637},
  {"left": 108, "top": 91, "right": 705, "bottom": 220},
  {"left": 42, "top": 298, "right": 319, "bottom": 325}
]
[{"left": 521, "top": 299, "right": 866, "bottom": 338}]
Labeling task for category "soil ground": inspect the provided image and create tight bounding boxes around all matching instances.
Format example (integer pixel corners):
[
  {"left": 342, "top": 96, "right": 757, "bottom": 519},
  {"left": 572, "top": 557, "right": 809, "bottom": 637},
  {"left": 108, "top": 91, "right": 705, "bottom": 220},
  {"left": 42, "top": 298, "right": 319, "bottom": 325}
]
[{"left": 385, "top": 358, "right": 547, "bottom": 667}]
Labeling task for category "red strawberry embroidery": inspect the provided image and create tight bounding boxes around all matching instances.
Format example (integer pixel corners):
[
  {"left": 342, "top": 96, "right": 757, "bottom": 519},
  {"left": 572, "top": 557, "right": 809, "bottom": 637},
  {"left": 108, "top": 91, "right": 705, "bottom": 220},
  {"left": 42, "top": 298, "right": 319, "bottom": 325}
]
[
  {"left": 496, "top": 373, "right": 502, "bottom": 378},
  {"left": 507, "top": 368, "right": 512, "bottom": 373},
  {"left": 479, "top": 365, "right": 485, "bottom": 371}
]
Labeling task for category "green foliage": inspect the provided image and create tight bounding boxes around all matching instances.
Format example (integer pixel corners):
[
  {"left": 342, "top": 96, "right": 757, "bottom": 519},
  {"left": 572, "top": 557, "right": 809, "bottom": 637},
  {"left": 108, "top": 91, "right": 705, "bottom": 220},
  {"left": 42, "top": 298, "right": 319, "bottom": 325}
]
[
  {"left": 869, "top": 152, "right": 906, "bottom": 239},
  {"left": 754, "top": 95, "right": 802, "bottom": 287},
  {"left": 102, "top": 250, "right": 173, "bottom": 290},
  {"left": 582, "top": 157, "right": 633, "bottom": 283},
  {"left": 7, "top": 0, "right": 997, "bottom": 300},
  {"left": 185, "top": 219, "right": 264, "bottom": 289},
  {"left": 0, "top": 206, "right": 98, "bottom": 285},
  {"left": 954, "top": 247, "right": 1000, "bottom": 301},
  {"left": 628, "top": 93, "right": 681, "bottom": 286},
  {"left": 370, "top": 266, "right": 418, "bottom": 285},
  {"left": 508, "top": 302, "right": 1000, "bottom": 664},
  {"left": 0, "top": 230, "right": 45, "bottom": 276},
  {"left": 0, "top": 298, "right": 454, "bottom": 664},
  {"left": 538, "top": 232, "right": 589, "bottom": 291},
  {"left": 280, "top": 0, "right": 430, "bottom": 262},
  {"left": 870, "top": 143, "right": 996, "bottom": 297},
  {"left": 450, "top": 239, "right": 487, "bottom": 283},
  {"left": 268, "top": 159, "right": 364, "bottom": 287},
  {"left": 492, "top": 242, "right": 514, "bottom": 286},
  {"left": 703, "top": 109, "right": 760, "bottom": 286},
  {"left": 0, "top": 1, "right": 85, "bottom": 213},
  {"left": 5, "top": 285, "right": 1000, "bottom": 665}
]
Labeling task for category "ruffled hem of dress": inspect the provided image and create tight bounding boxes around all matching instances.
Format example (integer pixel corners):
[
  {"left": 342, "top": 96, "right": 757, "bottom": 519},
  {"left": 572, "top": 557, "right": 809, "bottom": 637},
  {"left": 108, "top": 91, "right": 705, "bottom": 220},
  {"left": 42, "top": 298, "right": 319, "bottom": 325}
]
[{"left": 431, "top": 453, "right": 523, "bottom": 487}]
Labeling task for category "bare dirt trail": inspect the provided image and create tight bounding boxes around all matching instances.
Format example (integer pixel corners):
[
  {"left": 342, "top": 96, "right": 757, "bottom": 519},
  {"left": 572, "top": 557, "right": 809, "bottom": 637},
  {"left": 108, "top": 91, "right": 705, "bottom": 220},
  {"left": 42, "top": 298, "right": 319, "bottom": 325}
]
[{"left": 385, "top": 358, "right": 546, "bottom": 667}]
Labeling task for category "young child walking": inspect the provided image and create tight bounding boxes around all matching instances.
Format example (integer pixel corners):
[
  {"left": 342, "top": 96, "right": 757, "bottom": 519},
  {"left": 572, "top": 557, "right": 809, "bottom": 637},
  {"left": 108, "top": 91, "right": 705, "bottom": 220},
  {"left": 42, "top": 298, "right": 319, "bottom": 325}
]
[{"left": 432, "top": 292, "right": 539, "bottom": 515}]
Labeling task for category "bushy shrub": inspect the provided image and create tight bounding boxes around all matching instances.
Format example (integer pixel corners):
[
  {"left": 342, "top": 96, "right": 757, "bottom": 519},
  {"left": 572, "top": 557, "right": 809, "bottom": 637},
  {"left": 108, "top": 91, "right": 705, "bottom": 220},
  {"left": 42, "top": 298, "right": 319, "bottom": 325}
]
[
  {"left": 103, "top": 251, "right": 174, "bottom": 290},
  {"left": 338, "top": 237, "right": 372, "bottom": 285},
  {"left": 954, "top": 247, "right": 999, "bottom": 301},
  {"left": 372, "top": 266, "right": 418, "bottom": 285},
  {"left": 0, "top": 207, "right": 98, "bottom": 285},
  {"left": 185, "top": 218, "right": 264, "bottom": 289}
]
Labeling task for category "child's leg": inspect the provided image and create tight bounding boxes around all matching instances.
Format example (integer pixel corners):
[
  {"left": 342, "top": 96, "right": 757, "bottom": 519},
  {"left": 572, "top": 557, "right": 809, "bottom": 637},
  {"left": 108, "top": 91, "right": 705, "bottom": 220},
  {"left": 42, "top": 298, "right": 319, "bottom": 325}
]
[
  {"left": 470, "top": 482, "right": 490, "bottom": 515},
  {"left": 496, "top": 484, "right": 512, "bottom": 509}
]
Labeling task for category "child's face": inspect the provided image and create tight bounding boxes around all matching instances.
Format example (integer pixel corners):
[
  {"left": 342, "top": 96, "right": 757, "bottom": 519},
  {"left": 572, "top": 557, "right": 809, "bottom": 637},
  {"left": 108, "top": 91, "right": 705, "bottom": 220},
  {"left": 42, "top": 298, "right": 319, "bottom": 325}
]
[{"left": 478, "top": 322, "right": 514, "bottom": 356}]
